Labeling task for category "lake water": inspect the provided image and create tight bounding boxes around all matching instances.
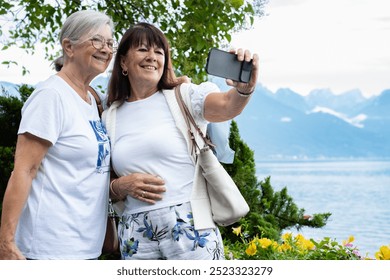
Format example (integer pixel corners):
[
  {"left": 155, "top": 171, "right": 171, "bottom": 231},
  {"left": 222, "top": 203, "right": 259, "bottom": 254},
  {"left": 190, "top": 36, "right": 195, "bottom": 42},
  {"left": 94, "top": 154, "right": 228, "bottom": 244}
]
[{"left": 255, "top": 159, "right": 390, "bottom": 259}]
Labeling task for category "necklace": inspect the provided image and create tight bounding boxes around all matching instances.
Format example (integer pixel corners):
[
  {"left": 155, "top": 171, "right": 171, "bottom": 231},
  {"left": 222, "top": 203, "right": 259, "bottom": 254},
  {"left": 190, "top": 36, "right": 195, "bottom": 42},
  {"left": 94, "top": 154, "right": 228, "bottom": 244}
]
[{"left": 61, "top": 71, "right": 91, "bottom": 104}]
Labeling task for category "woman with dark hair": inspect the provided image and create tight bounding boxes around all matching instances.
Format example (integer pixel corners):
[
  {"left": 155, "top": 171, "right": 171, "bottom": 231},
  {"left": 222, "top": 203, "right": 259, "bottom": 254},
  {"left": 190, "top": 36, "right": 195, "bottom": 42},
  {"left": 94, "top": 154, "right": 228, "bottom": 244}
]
[
  {"left": 106, "top": 22, "right": 180, "bottom": 106},
  {"left": 103, "top": 22, "right": 259, "bottom": 260}
]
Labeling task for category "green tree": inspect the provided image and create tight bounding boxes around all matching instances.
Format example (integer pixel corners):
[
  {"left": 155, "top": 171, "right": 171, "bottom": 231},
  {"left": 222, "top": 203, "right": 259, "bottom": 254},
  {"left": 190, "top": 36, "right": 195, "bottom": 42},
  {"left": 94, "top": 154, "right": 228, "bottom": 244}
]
[
  {"left": 1, "top": 0, "right": 267, "bottom": 82},
  {"left": 221, "top": 121, "right": 331, "bottom": 244},
  {"left": 0, "top": 84, "right": 34, "bottom": 211}
]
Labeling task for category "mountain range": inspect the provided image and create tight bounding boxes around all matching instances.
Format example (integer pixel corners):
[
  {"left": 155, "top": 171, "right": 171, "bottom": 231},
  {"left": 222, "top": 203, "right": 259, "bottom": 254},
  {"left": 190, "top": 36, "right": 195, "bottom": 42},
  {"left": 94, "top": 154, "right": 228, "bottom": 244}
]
[
  {"left": 2, "top": 78, "right": 390, "bottom": 161},
  {"left": 212, "top": 78, "right": 390, "bottom": 161}
]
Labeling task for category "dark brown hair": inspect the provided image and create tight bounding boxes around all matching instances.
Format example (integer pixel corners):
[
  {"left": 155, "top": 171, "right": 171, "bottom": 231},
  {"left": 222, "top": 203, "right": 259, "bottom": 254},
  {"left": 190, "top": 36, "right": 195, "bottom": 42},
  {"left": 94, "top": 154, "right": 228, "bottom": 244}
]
[{"left": 106, "top": 22, "right": 179, "bottom": 106}]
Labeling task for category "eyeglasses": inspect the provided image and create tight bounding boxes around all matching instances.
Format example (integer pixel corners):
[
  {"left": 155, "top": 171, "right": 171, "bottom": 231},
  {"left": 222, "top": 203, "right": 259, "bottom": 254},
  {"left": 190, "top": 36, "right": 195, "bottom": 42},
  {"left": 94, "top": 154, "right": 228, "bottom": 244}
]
[{"left": 89, "top": 35, "right": 118, "bottom": 53}]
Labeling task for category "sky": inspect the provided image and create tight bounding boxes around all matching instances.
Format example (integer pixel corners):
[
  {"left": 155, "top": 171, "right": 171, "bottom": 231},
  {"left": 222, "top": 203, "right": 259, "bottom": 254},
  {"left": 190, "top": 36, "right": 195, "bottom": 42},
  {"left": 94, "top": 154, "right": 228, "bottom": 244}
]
[
  {"left": 230, "top": 0, "right": 390, "bottom": 97},
  {"left": 1, "top": 0, "right": 390, "bottom": 98}
]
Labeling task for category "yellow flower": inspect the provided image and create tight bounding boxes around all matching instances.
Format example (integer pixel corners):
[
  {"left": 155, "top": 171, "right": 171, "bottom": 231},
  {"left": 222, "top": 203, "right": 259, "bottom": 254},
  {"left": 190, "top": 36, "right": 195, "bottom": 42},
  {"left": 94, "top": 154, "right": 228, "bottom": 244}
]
[
  {"left": 278, "top": 243, "right": 292, "bottom": 252},
  {"left": 282, "top": 232, "right": 293, "bottom": 241},
  {"left": 295, "top": 234, "right": 305, "bottom": 242},
  {"left": 232, "top": 226, "right": 242, "bottom": 236},
  {"left": 245, "top": 241, "right": 257, "bottom": 256},
  {"left": 298, "top": 238, "right": 315, "bottom": 251},
  {"left": 375, "top": 245, "right": 390, "bottom": 260},
  {"left": 258, "top": 238, "right": 273, "bottom": 249},
  {"left": 295, "top": 234, "right": 315, "bottom": 251},
  {"left": 342, "top": 235, "right": 355, "bottom": 246},
  {"left": 232, "top": 226, "right": 241, "bottom": 236},
  {"left": 304, "top": 239, "right": 315, "bottom": 250}
]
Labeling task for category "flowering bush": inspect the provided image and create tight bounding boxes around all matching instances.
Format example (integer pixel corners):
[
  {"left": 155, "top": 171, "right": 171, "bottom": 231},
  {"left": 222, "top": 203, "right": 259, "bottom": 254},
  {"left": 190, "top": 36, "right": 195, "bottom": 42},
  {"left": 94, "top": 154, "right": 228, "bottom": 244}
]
[{"left": 224, "top": 226, "right": 390, "bottom": 260}]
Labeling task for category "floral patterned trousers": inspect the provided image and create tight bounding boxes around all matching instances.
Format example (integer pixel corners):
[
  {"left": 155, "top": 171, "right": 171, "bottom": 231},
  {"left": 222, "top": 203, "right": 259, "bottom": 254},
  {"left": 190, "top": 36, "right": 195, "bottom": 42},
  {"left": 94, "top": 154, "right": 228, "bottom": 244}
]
[{"left": 118, "top": 202, "right": 225, "bottom": 260}]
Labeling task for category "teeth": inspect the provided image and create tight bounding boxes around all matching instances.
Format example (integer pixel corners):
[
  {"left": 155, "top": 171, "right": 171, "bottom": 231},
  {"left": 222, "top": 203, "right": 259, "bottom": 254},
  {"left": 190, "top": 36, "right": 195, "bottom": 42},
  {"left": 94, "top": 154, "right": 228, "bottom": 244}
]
[
  {"left": 143, "top": 66, "right": 156, "bottom": 70},
  {"left": 93, "top": 56, "right": 107, "bottom": 62}
]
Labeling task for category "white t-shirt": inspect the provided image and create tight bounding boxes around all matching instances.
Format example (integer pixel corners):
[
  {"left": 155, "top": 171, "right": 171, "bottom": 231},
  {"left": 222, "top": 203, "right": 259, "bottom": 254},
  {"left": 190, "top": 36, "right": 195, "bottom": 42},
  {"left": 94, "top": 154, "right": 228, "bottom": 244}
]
[
  {"left": 15, "top": 75, "right": 111, "bottom": 259},
  {"left": 111, "top": 82, "right": 219, "bottom": 215}
]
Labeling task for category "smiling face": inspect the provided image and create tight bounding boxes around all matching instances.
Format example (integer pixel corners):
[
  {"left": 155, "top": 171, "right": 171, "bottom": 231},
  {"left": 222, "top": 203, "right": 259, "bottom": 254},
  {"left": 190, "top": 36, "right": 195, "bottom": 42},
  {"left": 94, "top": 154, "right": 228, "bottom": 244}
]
[
  {"left": 120, "top": 42, "right": 165, "bottom": 90},
  {"left": 71, "top": 24, "right": 114, "bottom": 77},
  {"left": 107, "top": 23, "right": 176, "bottom": 104}
]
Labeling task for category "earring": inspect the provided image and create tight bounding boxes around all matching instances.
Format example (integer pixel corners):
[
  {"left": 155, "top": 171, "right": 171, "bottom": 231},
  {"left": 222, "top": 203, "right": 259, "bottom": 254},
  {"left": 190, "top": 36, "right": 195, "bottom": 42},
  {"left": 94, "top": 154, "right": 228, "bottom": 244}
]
[{"left": 122, "top": 69, "right": 128, "bottom": 76}]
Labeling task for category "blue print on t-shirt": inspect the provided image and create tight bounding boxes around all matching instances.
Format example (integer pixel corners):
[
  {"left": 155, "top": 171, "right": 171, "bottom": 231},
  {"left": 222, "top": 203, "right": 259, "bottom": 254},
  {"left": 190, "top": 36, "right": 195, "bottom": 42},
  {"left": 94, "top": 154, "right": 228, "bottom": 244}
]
[{"left": 90, "top": 120, "right": 110, "bottom": 172}]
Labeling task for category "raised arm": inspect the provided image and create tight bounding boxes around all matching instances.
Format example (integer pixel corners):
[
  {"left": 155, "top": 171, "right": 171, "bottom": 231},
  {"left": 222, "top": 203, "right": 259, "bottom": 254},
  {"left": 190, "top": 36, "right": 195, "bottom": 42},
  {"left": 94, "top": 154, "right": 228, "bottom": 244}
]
[{"left": 204, "top": 49, "right": 259, "bottom": 122}]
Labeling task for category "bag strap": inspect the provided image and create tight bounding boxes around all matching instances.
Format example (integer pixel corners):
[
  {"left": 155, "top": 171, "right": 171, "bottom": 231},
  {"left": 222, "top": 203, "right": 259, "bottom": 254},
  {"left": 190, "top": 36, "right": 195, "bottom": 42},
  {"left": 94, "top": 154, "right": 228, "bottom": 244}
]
[
  {"left": 88, "top": 86, "right": 103, "bottom": 117},
  {"left": 174, "top": 86, "right": 215, "bottom": 150},
  {"left": 174, "top": 86, "right": 198, "bottom": 154}
]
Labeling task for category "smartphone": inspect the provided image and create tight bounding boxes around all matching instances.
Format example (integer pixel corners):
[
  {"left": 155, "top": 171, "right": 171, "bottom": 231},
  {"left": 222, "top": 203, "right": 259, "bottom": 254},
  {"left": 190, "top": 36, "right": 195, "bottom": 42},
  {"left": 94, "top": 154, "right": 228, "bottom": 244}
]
[{"left": 206, "top": 48, "right": 253, "bottom": 83}]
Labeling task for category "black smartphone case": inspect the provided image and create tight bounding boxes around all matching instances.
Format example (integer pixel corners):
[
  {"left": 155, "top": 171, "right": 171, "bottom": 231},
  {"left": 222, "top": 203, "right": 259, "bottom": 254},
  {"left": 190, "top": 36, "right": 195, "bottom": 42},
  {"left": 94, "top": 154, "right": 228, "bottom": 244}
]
[{"left": 206, "top": 48, "right": 252, "bottom": 83}]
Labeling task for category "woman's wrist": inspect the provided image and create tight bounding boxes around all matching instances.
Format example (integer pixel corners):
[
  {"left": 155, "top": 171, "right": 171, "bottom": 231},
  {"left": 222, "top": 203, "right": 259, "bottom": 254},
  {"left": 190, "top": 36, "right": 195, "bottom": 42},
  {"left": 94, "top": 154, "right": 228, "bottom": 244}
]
[
  {"left": 235, "top": 88, "right": 254, "bottom": 97},
  {"left": 109, "top": 178, "right": 125, "bottom": 200}
]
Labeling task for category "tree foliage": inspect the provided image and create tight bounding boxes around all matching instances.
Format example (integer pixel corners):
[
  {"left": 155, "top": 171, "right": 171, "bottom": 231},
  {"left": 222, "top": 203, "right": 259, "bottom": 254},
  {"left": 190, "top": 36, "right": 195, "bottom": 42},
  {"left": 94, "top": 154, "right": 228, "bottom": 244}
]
[
  {"left": 220, "top": 121, "right": 331, "bottom": 244},
  {"left": 0, "top": 84, "right": 34, "bottom": 205},
  {"left": 1, "top": 0, "right": 267, "bottom": 82}
]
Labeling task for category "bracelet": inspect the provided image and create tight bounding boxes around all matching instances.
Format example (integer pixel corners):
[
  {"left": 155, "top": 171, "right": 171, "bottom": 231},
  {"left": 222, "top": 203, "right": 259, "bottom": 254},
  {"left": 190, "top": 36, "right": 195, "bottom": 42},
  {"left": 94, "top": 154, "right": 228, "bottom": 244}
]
[
  {"left": 109, "top": 179, "right": 121, "bottom": 197},
  {"left": 236, "top": 88, "right": 254, "bottom": 97}
]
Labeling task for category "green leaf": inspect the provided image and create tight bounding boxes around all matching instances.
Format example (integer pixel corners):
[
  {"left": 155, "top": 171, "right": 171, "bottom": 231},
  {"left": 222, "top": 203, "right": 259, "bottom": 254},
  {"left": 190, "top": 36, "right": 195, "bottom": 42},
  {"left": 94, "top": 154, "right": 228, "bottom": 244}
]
[{"left": 1, "top": 0, "right": 265, "bottom": 81}]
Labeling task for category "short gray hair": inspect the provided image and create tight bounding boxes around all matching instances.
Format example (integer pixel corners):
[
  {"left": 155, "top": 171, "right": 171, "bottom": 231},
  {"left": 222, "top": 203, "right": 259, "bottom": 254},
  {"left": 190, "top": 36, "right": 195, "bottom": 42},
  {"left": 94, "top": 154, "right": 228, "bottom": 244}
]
[{"left": 53, "top": 10, "right": 114, "bottom": 71}]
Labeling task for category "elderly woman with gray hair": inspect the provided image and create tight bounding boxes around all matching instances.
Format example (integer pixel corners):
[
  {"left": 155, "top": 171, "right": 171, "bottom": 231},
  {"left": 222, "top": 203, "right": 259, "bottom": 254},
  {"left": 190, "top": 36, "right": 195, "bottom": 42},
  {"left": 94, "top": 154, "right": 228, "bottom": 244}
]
[{"left": 0, "top": 10, "right": 115, "bottom": 260}]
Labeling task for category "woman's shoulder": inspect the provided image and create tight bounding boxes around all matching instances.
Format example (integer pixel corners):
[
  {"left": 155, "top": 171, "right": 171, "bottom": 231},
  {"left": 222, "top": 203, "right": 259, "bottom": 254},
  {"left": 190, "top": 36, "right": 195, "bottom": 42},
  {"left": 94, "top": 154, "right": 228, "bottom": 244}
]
[
  {"left": 32, "top": 75, "right": 65, "bottom": 96},
  {"left": 26, "top": 75, "right": 59, "bottom": 97},
  {"left": 23, "top": 75, "right": 73, "bottom": 111},
  {"left": 187, "top": 81, "right": 220, "bottom": 93}
]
